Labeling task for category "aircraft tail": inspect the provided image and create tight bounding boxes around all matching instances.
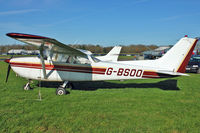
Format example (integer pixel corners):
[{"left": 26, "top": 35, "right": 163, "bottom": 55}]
[
  {"left": 96, "top": 46, "right": 122, "bottom": 62},
  {"left": 157, "top": 36, "right": 198, "bottom": 73}
]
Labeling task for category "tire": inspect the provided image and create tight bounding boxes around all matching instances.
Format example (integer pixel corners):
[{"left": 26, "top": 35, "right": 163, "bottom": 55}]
[
  {"left": 56, "top": 87, "right": 66, "bottom": 95},
  {"left": 23, "top": 84, "right": 32, "bottom": 90}
]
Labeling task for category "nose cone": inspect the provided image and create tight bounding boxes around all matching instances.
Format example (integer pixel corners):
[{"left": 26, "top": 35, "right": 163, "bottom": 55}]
[{"left": 4, "top": 59, "right": 10, "bottom": 63}]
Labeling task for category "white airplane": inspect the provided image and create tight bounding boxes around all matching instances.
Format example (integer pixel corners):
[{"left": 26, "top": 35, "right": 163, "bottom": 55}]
[{"left": 5, "top": 33, "right": 198, "bottom": 95}]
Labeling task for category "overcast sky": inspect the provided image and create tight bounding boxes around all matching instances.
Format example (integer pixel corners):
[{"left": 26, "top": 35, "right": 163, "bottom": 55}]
[{"left": 1, "top": 0, "right": 200, "bottom": 46}]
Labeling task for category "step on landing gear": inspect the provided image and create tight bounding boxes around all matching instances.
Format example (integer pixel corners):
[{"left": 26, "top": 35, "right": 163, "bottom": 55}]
[{"left": 56, "top": 81, "right": 73, "bottom": 95}]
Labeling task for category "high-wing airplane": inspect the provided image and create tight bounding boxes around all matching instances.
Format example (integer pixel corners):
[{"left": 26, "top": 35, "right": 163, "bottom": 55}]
[{"left": 4, "top": 33, "right": 198, "bottom": 95}]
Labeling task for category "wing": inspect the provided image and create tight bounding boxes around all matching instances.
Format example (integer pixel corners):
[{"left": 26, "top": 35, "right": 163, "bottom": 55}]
[
  {"left": 6, "top": 33, "right": 88, "bottom": 79},
  {"left": 6, "top": 33, "right": 86, "bottom": 56}
]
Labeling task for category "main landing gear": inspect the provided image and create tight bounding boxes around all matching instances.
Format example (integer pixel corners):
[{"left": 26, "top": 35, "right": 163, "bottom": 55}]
[
  {"left": 23, "top": 80, "right": 73, "bottom": 95},
  {"left": 56, "top": 81, "right": 73, "bottom": 95}
]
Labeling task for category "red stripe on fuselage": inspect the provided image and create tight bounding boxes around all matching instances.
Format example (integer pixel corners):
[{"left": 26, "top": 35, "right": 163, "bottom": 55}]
[
  {"left": 142, "top": 71, "right": 160, "bottom": 78},
  {"left": 143, "top": 71, "right": 158, "bottom": 76},
  {"left": 10, "top": 62, "right": 106, "bottom": 75}
]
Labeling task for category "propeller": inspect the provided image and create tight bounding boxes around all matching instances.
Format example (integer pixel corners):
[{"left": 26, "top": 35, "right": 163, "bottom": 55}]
[{"left": 4, "top": 55, "right": 13, "bottom": 83}]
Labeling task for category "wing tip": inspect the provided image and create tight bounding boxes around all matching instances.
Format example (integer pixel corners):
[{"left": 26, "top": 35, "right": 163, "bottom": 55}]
[{"left": 6, "top": 33, "right": 50, "bottom": 39}]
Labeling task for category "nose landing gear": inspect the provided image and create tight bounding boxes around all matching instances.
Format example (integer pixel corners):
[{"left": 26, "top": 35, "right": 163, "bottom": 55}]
[{"left": 23, "top": 80, "right": 33, "bottom": 90}]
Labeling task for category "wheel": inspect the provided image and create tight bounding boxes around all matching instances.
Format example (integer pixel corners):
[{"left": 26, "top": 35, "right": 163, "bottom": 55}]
[
  {"left": 197, "top": 68, "right": 200, "bottom": 74},
  {"left": 56, "top": 87, "right": 66, "bottom": 95},
  {"left": 23, "top": 84, "right": 32, "bottom": 90}
]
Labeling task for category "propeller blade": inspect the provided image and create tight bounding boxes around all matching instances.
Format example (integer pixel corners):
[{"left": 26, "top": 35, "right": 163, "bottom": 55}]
[
  {"left": 4, "top": 55, "right": 13, "bottom": 83},
  {"left": 5, "top": 64, "right": 11, "bottom": 83}
]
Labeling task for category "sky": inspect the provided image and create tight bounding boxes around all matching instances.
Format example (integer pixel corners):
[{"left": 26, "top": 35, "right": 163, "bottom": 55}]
[{"left": 1, "top": 0, "right": 200, "bottom": 46}]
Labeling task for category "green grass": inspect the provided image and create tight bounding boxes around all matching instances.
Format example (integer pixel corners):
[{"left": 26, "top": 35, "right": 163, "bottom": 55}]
[
  {"left": 1, "top": 61, "right": 200, "bottom": 132},
  {"left": 0, "top": 55, "right": 11, "bottom": 59},
  {"left": 0, "top": 55, "right": 36, "bottom": 59},
  {"left": 118, "top": 56, "right": 136, "bottom": 61}
]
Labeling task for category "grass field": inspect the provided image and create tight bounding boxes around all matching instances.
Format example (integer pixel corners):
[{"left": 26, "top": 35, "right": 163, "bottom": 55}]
[
  {"left": 0, "top": 61, "right": 200, "bottom": 132},
  {"left": 118, "top": 56, "right": 135, "bottom": 61},
  {"left": 0, "top": 55, "right": 37, "bottom": 60},
  {"left": 118, "top": 56, "right": 143, "bottom": 61}
]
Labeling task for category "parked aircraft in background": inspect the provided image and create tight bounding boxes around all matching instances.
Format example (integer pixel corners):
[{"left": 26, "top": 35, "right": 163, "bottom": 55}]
[
  {"left": 79, "top": 46, "right": 122, "bottom": 62},
  {"left": 4, "top": 33, "right": 198, "bottom": 95},
  {"left": 95, "top": 46, "right": 121, "bottom": 62}
]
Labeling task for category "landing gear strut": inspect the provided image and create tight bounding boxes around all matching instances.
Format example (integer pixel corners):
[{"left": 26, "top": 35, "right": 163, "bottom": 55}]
[
  {"left": 23, "top": 80, "right": 32, "bottom": 90},
  {"left": 56, "top": 81, "right": 73, "bottom": 95}
]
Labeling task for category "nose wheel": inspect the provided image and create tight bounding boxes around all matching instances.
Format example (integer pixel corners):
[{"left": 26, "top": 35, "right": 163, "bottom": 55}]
[
  {"left": 56, "top": 81, "right": 73, "bottom": 95},
  {"left": 23, "top": 80, "right": 32, "bottom": 90}
]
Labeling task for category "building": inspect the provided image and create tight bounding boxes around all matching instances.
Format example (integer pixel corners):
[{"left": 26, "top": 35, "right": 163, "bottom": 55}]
[
  {"left": 7, "top": 49, "right": 39, "bottom": 55},
  {"left": 143, "top": 46, "right": 171, "bottom": 59},
  {"left": 8, "top": 49, "right": 26, "bottom": 55}
]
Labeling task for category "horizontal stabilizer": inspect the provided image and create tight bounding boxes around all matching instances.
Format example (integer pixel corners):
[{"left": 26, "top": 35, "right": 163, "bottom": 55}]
[{"left": 157, "top": 70, "right": 189, "bottom": 76}]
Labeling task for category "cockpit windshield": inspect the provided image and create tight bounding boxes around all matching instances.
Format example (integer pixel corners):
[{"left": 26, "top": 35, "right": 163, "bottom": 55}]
[{"left": 91, "top": 56, "right": 101, "bottom": 63}]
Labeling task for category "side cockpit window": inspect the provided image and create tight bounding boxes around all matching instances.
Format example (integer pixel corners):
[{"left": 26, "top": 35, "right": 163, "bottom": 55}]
[
  {"left": 76, "top": 56, "right": 91, "bottom": 64},
  {"left": 52, "top": 53, "right": 91, "bottom": 64}
]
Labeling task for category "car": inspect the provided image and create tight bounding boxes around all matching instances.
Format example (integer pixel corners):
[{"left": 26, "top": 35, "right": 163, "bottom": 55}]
[{"left": 186, "top": 56, "right": 200, "bottom": 73}]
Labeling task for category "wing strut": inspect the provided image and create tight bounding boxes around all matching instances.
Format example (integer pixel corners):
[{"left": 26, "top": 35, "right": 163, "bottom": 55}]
[{"left": 39, "top": 43, "right": 47, "bottom": 79}]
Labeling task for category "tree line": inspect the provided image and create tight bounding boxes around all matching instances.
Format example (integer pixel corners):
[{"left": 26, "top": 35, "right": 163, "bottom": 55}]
[{"left": 0, "top": 44, "right": 158, "bottom": 54}]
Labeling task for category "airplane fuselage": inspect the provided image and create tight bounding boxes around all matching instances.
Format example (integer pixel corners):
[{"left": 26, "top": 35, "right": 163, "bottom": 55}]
[{"left": 9, "top": 57, "right": 167, "bottom": 82}]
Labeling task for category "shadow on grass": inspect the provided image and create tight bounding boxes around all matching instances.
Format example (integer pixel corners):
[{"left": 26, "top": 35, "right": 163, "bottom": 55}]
[{"left": 38, "top": 79, "right": 180, "bottom": 91}]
